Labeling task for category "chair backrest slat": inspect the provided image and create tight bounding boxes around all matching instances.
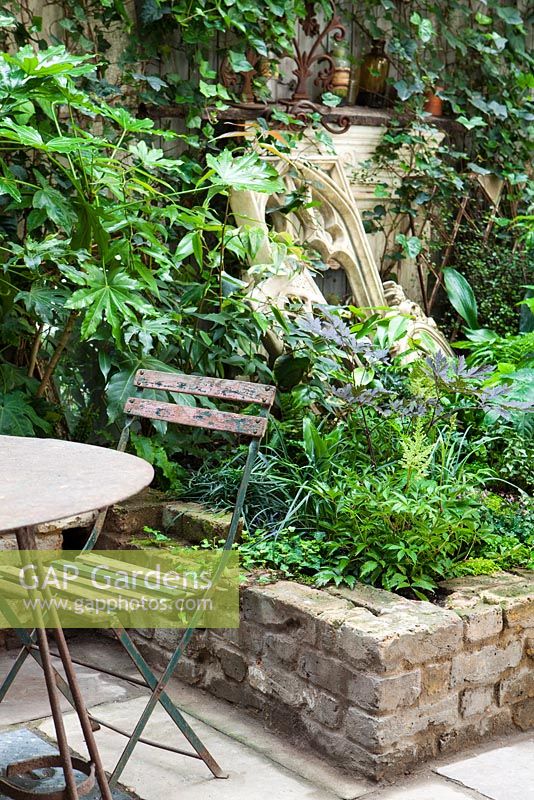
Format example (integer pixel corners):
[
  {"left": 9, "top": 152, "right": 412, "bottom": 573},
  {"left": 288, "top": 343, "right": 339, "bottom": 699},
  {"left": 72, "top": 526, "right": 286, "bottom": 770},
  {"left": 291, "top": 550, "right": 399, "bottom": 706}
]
[
  {"left": 125, "top": 397, "right": 268, "bottom": 438},
  {"left": 134, "top": 370, "right": 276, "bottom": 408}
]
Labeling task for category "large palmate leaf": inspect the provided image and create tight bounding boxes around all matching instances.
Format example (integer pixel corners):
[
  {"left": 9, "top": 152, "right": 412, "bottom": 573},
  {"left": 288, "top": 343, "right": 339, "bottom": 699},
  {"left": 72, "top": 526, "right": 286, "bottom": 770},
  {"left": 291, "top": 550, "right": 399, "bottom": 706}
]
[
  {"left": 15, "top": 284, "right": 70, "bottom": 324},
  {"left": 65, "top": 265, "right": 152, "bottom": 342},
  {"left": 4, "top": 45, "right": 95, "bottom": 78},
  {"left": 32, "top": 184, "right": 76, "bottom": 231},
  {"left": 205, "top": 150, "right": 283, "bottom": 193},
  {"left": 0, "top": 119, "right": 44, "bottom": 147},
  {"left": 0, "top": 391, "right": 50, "bottom": 435}
]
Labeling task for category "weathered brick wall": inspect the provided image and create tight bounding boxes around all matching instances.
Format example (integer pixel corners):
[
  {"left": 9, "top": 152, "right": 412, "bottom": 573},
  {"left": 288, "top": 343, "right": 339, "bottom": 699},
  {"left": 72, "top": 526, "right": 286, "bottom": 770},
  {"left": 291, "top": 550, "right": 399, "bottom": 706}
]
[
  {"left": 130, "top": 573, "right": 534, "bottom": 781},
  {"left": 3, "top": 493, "right": 531, "bottom": 778}
]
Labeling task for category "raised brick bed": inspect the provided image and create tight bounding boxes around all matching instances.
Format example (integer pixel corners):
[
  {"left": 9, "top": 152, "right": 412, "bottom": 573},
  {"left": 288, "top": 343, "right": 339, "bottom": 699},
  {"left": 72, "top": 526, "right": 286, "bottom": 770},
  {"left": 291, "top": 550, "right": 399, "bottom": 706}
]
[
  {"left": 3, "top": 492, "right": 532, "bottom": 780},
  {"left": 130, "top": 573, "right": 534, "bottom": 781}
]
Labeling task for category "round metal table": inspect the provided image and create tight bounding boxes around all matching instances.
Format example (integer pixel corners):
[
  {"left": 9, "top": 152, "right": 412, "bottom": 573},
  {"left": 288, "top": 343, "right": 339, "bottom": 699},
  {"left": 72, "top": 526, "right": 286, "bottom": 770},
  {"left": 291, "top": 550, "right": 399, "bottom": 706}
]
[{"left": 0, "top": 436, "right": 154, "bottom": 800}]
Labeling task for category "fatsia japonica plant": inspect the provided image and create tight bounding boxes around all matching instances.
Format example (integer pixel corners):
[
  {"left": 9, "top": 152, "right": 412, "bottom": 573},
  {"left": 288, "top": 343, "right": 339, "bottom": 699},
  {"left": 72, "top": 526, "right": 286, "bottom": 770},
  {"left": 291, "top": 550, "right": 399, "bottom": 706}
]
[{"left": 0, "top": 44, "right": 283, "bottom": 443}]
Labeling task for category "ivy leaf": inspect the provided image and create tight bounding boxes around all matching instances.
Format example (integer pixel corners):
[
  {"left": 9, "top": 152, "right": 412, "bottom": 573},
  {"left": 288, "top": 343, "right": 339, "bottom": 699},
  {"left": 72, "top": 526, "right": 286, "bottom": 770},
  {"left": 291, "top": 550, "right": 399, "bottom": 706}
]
[
  {"left": 457, "top": 115, "right": 486, "bottom": 129},
  {"left": 132, "top": 72, "right": 168, "bottom": 91},
  {"left": 199, "top": 80, "right": 219, "bottom": 98},
  {"left": 205, "top": 150, "right": 283, "bottom": 193},
  {"left": 321, "top": 92, "right": 342, "bottom": 107},
  {"left": 486, "top": 100, "right": 508, "bottom": 120},
  {"left": 469, "top": 93, "right": 488, "bottom": 113},
  {"left": 496, "top": 7, "right": 523, "bottom": 25},
  {"left": 138, "top": 0, "right": 167, "bottom": 23},
  {"left": 228, "top": 50, "right": 253, "bottom": 73},
  {"left": 487, "top": 33, "right": 507, "bottom": 51},
  {"left": 396, "top": 233, "right": 422, "bottom": 259},
  {"left": 394, "top": 79, "right": 423, "bottom": 100},
  {"left": 410, "top": 12, "right": 434, "bottom": 42},
  {"left": 415, "top": 191, "right": 431, "bottom": 205},
  {"left": 467, "top": 162, "right": 491, "bottom": 175},
  {"left": 443, "top": 267, "right": 479, "bottom": 329}
]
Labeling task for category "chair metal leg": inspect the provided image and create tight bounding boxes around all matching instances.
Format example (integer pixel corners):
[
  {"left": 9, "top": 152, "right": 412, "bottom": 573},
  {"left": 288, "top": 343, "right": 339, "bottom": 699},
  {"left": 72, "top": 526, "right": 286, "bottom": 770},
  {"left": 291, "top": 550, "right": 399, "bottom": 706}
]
[
  {"left": 112, "top": 627, "right": 226, "bottom": 780},
  {"left": 0, "top": 640, "right": 30, "bottom": 703},
  {"left": 108, "top": 439, "right": 260, "bottom": 786}
]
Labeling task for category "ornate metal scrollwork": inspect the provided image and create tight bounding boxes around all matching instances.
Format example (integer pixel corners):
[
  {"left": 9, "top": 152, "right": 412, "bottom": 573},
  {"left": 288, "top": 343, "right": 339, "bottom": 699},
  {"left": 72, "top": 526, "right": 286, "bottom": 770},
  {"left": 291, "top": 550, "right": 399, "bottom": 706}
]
[
  {"left": 219, "top": 2, "right": 351, "bottom": 134},
  {"left": 290, "top": 0, "right": 347, "bottom": 101}
]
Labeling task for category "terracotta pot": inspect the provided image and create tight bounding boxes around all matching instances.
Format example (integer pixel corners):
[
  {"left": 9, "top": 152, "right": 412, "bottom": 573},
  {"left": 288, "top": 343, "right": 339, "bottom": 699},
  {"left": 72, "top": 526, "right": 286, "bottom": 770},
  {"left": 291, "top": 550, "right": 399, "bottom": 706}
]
[{"left": 424, "top": 88, "right": 444, "bottom": 116}]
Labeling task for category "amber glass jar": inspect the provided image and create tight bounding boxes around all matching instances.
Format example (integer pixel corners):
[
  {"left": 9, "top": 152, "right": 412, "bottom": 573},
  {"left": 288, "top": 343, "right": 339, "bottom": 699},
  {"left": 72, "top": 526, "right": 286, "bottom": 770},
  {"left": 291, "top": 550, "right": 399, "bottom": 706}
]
[{"left": 358, "top": 39, "right": 389, "bottom": 108}]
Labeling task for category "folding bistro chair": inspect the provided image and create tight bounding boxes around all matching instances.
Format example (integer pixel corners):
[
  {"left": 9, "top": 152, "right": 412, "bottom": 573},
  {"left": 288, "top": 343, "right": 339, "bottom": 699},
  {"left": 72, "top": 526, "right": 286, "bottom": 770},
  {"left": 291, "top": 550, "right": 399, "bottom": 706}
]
[{"left": 0, "top": 370, "right": 275, "bottom": 786}]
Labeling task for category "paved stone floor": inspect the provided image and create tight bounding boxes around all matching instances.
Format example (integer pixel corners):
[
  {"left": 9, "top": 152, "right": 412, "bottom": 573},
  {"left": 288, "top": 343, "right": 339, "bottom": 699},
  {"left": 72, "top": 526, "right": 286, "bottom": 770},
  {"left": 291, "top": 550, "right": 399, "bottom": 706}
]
[{"left": 1, "top": 635, "right": 533, "bottom": 800}]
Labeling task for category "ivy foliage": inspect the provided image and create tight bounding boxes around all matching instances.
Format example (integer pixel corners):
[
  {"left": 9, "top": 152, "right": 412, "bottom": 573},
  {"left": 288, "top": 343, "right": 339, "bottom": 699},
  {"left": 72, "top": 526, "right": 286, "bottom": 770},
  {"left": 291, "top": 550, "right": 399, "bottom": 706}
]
[{"left": 350, "top": 0, "right": 532, "bottom": 178}]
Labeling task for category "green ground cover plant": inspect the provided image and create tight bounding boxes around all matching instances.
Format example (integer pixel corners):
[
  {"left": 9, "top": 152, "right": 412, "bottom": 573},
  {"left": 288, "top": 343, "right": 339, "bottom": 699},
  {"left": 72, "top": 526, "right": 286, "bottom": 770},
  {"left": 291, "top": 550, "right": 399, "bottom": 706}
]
[{"left": 183, "top": 307, "right": 534, "bottom": 597}]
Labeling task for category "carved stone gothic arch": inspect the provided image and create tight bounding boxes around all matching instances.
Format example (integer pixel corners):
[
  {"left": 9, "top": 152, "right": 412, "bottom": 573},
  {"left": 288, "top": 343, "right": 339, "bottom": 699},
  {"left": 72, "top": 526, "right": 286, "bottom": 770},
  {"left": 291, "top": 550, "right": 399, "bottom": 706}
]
[{"left": 230, "top": 154, "right": 452, "bottom": 356}]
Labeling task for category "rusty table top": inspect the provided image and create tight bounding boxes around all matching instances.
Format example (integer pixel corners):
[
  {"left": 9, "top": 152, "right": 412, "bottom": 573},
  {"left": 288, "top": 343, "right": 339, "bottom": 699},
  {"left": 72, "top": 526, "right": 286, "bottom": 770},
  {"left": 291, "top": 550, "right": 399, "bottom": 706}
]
[{"left": 0, "top": 436, "right": 154, "bottom": 533}]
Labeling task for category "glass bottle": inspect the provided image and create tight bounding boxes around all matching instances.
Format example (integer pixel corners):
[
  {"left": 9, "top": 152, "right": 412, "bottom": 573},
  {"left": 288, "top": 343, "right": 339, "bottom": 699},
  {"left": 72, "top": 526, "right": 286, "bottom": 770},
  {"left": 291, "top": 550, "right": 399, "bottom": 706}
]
[
  {"left": 358, "top": 39, "right": 389, "bottom": 108},
  {"left": 330, "top": 42, "right": 351, "bottom": 100},
  {"left": 347, "top": 63, "right": 360, "bottom": 106}
]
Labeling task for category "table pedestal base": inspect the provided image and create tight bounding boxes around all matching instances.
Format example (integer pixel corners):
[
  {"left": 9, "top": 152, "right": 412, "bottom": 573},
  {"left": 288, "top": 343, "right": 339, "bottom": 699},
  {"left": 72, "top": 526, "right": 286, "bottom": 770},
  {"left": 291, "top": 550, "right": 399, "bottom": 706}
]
[{"left": 0, "top": 755, "right": 95, "bottom": 800}]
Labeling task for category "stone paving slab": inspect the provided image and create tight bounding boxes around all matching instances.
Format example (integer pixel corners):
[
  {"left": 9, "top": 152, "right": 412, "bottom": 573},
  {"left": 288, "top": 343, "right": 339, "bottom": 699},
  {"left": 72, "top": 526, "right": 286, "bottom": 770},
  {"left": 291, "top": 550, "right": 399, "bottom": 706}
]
[
  {"left": 365, "top": 777, "right": 479, "bottom": 799},
  {"left": 0, "top": 647, "right": 143, "bottom": 726},
  {"left": 38, "top": 696, "right": 345, "bottom": 800},
  {"left": 436, "top": 739, "right": 534, "bottom": 800}
]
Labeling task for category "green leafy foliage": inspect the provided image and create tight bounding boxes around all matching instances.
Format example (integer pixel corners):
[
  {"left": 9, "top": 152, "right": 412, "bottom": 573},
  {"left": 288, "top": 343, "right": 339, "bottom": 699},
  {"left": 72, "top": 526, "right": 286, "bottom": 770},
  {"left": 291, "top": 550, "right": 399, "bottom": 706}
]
[
  {"left": 445, "top": 240, "right": 533, "bottom": 336},
  {"left": 0, "top": 391, "right": 50, "bottom": 435},
  {"left": 0, "top": 4, "right": 531, "bottom": 599},
  {"left": 443, "top": 268, "right": 479, "bottom": 330},
  {"left": 0, "top": 44, "right": 278, "bottom": 459},
  {"left": 184, "top": 308, "right": 532, "bottom": 597}
]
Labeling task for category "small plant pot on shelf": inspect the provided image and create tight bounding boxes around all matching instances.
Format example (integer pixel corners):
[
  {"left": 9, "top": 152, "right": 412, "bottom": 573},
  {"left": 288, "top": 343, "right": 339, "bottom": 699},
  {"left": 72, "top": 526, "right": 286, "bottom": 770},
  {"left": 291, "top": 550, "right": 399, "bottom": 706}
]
[{"left": 423, "top": 87, "right": 444, "bottom": 116}]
